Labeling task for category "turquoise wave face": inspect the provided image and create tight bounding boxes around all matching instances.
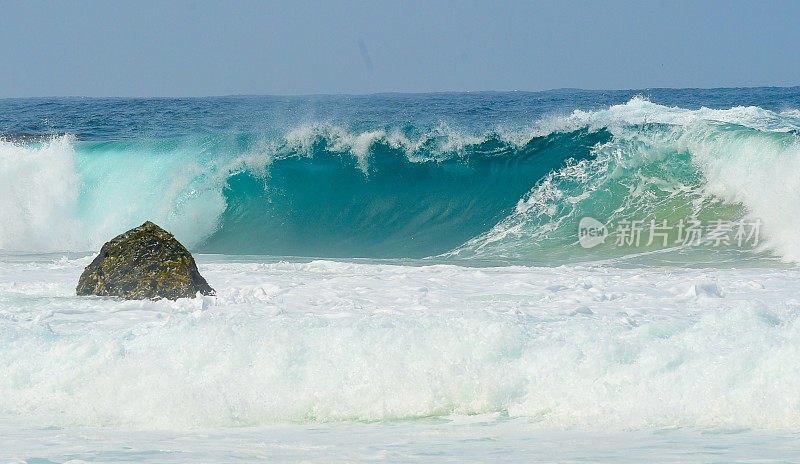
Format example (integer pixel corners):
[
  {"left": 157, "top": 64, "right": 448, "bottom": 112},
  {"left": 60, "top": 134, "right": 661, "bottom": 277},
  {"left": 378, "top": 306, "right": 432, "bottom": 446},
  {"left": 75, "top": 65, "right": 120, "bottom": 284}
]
[
  {"left": 2, "top": 95, "right": 799, "bottom": 265},
  {"left": 453, "top": 121, "right": 800, "bottom": 266},
  {"left": 201, "top": 129, "right": 611, "bottom": 257}
]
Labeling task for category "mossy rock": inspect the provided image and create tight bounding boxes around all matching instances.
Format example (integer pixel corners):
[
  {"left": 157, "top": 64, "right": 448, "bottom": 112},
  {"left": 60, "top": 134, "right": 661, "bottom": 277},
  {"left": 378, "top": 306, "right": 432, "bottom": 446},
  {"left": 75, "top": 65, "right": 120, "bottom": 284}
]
[{"left": 76, "top": 221, "right": 214, "bottom": 300}]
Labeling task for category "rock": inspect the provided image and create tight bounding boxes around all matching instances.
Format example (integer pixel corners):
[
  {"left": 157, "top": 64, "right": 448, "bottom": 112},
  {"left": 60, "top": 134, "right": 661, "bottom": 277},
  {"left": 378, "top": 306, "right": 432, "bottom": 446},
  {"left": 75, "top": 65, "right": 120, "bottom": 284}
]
[{"left": 76, "top": 221, "right": 214, "bottom": 300}]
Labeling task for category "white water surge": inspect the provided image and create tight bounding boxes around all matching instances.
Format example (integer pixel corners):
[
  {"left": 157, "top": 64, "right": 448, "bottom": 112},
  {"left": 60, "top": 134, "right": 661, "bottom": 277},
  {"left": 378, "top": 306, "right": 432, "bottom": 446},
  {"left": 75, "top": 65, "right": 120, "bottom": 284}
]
[{"left": 2, "top": 256, "right": 800, "bottom": 430}]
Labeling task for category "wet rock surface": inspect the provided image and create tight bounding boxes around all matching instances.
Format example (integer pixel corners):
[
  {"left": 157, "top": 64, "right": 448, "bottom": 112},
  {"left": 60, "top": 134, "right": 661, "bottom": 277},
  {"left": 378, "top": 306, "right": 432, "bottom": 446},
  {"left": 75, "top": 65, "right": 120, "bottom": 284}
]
[{"left": 76, "top": 221, "right": 214, "bottom": 300}]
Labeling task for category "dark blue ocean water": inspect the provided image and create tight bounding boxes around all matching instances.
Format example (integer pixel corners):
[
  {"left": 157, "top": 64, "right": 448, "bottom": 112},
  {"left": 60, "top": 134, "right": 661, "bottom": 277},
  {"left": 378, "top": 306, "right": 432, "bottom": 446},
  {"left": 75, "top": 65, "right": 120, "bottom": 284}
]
[{"left": 2, "top": 88, "right": 800, "bottom": 140}]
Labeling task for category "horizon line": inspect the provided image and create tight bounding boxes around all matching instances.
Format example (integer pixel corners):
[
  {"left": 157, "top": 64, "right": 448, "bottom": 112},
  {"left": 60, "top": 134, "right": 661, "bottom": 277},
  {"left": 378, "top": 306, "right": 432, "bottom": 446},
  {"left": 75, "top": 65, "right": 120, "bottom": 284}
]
[{"left": 2, "top": 85, "right": 799, "bottom": 101}]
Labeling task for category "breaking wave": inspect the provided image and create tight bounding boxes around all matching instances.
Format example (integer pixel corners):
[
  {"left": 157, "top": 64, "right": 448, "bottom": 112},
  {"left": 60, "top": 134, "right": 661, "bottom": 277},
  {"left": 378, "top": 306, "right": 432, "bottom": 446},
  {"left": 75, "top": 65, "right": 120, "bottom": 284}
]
[{"left": 1, "top": 97, "right": 799, "bottom": 263}]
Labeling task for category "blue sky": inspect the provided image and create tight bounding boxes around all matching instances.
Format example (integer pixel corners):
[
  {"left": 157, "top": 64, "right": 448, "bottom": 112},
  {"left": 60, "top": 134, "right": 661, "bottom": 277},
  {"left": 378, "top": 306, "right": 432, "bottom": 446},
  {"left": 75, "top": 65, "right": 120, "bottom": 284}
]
[{"left": 1, "top": 0, "right": 798, "bottom": 97}]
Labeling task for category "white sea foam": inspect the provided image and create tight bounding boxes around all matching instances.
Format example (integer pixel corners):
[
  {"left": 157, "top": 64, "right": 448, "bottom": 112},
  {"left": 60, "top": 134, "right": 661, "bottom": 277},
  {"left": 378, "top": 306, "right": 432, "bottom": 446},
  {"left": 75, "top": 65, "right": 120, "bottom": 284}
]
[
  {"left": 0, "top": 137, "right": 84, "bottom": 251},
  {"left": 546, "top": 95, "right": 800, "bottom": 133},
  {"left": 282, "top": 121, "right": 492, "bottom": 163},
  {"left": 0, "top": 136, "right": 226, "bottom": 252},
  {"left": 682, "top": 125, "right": 800, "bottom": 261},
  {"left": 1, "top": 256, "right": 800, "bottom": 430}
]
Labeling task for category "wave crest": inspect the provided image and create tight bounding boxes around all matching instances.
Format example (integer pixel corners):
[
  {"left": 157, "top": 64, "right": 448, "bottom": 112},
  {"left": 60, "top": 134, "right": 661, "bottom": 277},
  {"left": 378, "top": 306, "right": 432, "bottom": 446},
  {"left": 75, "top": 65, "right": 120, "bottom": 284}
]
[{"left": 1, "top": 98, "right": 799, "bottom": 264}]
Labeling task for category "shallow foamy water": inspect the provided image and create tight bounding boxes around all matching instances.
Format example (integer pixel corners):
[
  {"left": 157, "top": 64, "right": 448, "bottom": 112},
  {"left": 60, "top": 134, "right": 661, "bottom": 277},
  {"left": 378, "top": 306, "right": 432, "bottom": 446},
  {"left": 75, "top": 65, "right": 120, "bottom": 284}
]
[{"left": 1, "top": 254, "right": 800, "bottom": 461}]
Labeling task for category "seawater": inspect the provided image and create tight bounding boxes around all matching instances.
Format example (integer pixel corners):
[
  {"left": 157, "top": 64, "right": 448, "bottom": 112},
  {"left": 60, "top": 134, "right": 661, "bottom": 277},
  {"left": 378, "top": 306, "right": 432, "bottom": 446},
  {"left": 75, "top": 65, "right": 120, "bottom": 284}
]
[{"left": 1, "top": 89, "right": 800, "bottom": 462}]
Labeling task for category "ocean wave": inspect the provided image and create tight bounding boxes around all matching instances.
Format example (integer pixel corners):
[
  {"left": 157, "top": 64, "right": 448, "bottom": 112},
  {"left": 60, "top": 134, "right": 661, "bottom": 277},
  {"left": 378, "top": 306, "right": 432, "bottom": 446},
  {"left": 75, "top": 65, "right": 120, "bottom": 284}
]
[
  {"left": 543, "top": 95, "right": 800, "bottom": 133},
  {"left": 1, "top": 98, "right": 798, "bottom": 263}
]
